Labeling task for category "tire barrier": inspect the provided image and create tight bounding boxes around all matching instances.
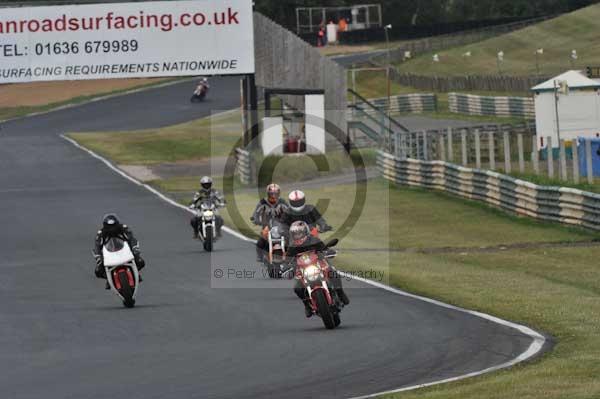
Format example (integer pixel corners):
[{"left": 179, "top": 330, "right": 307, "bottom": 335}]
[
  {"left": 448, "top": 92, "right": 534, "bottom": 119},
  {"left": 235, "top": 148, "right": 254, "bottom": 185},
  {"left": 377, "top": 150, "right": 600, "bottom": 230}
]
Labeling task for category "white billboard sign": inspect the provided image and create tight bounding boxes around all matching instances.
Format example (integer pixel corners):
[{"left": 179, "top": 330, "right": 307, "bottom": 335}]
[{"left": 0, "top": 0, "right": 255, "bottom": 83}]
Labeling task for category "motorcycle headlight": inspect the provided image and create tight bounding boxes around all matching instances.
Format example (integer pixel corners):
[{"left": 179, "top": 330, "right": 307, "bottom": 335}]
[
  {"left": 303, "top": 265, "right": 322, "bottom": 282},
  {"left": 203, "top": 210, "right": 214, "bottom": 218}
]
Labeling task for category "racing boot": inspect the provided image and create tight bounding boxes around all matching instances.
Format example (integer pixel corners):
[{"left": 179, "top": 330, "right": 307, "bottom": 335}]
[
  {"left": 302, "top": 299, "right": 313, "bottom": 318},
  {"left": 337, "top": 288, "right": 350, "bottom": 305}
]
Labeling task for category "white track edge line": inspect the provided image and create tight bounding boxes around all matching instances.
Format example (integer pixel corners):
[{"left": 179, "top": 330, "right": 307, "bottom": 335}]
[
  {"left": 60, "top": 134, "right": 547, "bottom": 398},
  {"left": 60, "top": 134, "right": 252, "bottom": 243}
]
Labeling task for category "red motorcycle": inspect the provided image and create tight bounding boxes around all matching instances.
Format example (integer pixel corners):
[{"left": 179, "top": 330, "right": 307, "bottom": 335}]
[
  {"left": 190, "top": 79, "right": 210, "bottom": 102},
  {"left": 294, "top": 239, "right": 343, "bottom": 329}
]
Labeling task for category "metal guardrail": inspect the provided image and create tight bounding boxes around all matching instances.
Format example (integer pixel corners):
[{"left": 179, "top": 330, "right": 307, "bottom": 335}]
[{"left": 377, "top": 151, "right": 600, "bottom": 230}]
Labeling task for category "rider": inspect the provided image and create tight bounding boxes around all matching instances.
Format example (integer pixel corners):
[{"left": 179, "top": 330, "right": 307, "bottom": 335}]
[
  {"left": 189, "top": 176, "right": 225, "bottom": 239},
  {"left": 281, "top": 190, "right": 332, "bottom": 234},
  {"left": 287, "top": 221, "right": 349, "bottom": 318},
  {"left": 92, "top": 214, "right": 146, "bottom": 288},
  {"left": 250, "top": 183, "right": 288, "bottom": 262}
]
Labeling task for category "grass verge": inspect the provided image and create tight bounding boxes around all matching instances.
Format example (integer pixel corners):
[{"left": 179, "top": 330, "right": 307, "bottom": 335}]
[{"left": 68, "top": 110, "right": 242, "bottom": 164}]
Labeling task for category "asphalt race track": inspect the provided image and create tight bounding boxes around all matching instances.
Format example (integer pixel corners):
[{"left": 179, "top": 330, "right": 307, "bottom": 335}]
[{"left": 0, "top": 75, "right": 539, "bottom": 399}]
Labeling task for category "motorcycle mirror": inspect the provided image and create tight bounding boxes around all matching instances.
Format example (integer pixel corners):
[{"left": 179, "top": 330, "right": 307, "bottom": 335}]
[{"left": 325, "top": 238, "right": 339, "bottom": 248}]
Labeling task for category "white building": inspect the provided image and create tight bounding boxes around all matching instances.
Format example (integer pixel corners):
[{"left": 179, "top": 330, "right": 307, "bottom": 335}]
[{"left": 532, "top": 70, "right": 600, "bottom": 149}]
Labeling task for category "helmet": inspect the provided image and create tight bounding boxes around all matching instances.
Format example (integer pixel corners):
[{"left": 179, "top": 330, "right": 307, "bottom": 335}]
[
  {"left": 200, "top": 176, "right": 213, "bottom": 190},
  {"left": 288, "top": 190, "right": 306, "bottom": 212},
  {"left": 102, "top": 213, "right": 121, "bottom": 234},
  {"left": 201, "top": 77, "right": 208, "bottom": 84},
  {"left": 266, "top": 183, "right": 281, "bottom": 204},
  {"left": 289, "top": 221, "right": 310, "bottom": 246}
]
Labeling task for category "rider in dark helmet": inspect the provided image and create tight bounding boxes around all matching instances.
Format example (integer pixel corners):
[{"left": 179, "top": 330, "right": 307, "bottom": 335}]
[
  {"left": 287, "top": 221, "right": 349, "bottom": 318},
  {"left": 190, "top": 176, "right": 225, "bottom": 239},
  {"left": 92, "top": 214, "right": 146, "bottom": 289},
  {"left": 281, "top": 190, "right": 332, "bottom": 233},
  {"left": 250, "top": 183, "right": 288, "bottom": 262}
]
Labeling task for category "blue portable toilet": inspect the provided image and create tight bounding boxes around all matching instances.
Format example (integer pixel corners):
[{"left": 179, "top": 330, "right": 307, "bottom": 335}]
[{"left": 577, "top": 137, "right": 600, "bottom": 177}]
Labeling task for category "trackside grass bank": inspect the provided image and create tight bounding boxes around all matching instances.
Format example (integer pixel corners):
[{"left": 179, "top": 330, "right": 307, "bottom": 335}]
[{"left": 394, "top": 4, "right": 600, "bottom": 78}]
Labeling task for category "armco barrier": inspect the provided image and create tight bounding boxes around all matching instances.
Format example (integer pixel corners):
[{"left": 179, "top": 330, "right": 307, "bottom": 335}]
[
  {"left": 235, "top": 148, "right": 254, "bottom": 185},
  {"left": 377, "top": 151, "right": 600, "bottom": 230},
  {"left": 353, "top": 93, "right": 437, "bottom": 114},
  {"left": 448, "top": 93, "right": 534, "bottom": 118}
]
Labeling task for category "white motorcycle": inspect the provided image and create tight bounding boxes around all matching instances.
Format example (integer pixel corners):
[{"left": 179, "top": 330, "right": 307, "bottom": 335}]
[
  {"left": 102, "top": 237, "right": 140, "bottom": 308},
  {"left": 194, "top": 201, "right": 220, "bottom": 252}
]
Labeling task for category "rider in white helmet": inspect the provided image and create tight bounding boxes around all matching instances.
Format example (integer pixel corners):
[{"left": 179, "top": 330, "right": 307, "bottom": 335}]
[{"left": 281, "top": 190, "right": 331, "bottom": 233}]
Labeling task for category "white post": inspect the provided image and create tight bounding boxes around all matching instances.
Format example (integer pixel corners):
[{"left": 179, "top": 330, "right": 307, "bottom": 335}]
[
  {"left": 586, "top": 138, "right": 593, "bottom": 184},
  {"left": 422, "top": 131, "right": 428, "bottom": 161},
  {"left": 532, "top": 135, "right": 539, "bottom": 175},
  {"left": 461, "top": 129, "right": 467, "bottom": 166},
  {"left": 503, "top": 131, "right": 511, "bottom": 173},
  {"left": 447, "top": 127, "right": 454, "bottom": 162},
  {"left": 475, "top": 129, "right": 481, "bottom": 169},
  {"left": 439, "top": 133, "right": 446, "bottom": 161},
  {"left": 547, "top": 136, "right": 554, "bottom": 178},
  {"left": 518, "top": 134, "right": 525, "bottom": 173},
  {"left": 559, "top": 139, "right": 567, "bottom": 181},
  {"left": 488, "top": 131, "right": 495, "bottom": 170},
  {"left": 572, "top": 138, "right": 579, "bottom": 184}
]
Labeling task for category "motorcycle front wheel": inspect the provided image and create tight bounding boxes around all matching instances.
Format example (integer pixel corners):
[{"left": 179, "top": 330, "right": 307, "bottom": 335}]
[
  {"left": 314, "top": 289, "right": 336, "bottom": 329},
  {"left": 203, "top": 225, "right": 213, "bottom": 252}
]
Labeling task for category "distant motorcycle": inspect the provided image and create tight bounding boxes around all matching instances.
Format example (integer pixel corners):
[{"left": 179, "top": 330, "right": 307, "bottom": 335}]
[
  {"left": 193, "top": 200, "right": 220, "bottom": 252},
  {"left": 190, "top": 80, "right": 210, "bottom": 102},
  {"left": 102, "top": 237, "right": 140, "bottom": 308},
  {"left": 294, "top": 239, "right": 343, "bottom": 329}
]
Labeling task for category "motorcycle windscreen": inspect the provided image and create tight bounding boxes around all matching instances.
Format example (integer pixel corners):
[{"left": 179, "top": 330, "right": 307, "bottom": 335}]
[{"left": 102, "top": 238, "right": 135, "bottom": 267}]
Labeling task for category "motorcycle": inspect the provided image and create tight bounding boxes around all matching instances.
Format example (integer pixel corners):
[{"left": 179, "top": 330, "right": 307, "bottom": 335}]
[
  {"left": 295, "top": 238, "right": 343, "bottom": 329},
  {"left": 190, "top": 81, "right": 209, "bottom": 102},
  {"left": 194, "top": 200, "right": 220, "bottom": 252},
  {"left": 102, "top": 237, "right": 140, "bottom": 308},
  {"left": 263, "top": 221, "right": 293, "bottom": 279}
]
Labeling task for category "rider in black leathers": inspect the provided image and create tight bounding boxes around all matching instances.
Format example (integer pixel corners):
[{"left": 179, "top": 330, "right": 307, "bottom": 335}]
[
  {"left": 287, "top": 221, "right": 349, "bottom": 318},
  {"left": 281, "top": 190, "right": 331, "bottom": 233},
  {"left": 92, "top": 214, "right": 146, "bottom": 288},
  {"left": 189, "top": 176, "right": 225, "bottom": 238},
  {"left": 250, "top": 183, "right": 288, "bottom": 262}
]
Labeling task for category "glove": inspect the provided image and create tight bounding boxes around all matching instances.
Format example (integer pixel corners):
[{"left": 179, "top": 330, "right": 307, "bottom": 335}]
[
  {"left": 189, "top": 204, "right": 195, "bottom": 209},
  {"left": 94, "top": 264, "right": 105, "bottom": 278},
  {"left": 321, "top": 224, "right": 333, "bottom": 233}
]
